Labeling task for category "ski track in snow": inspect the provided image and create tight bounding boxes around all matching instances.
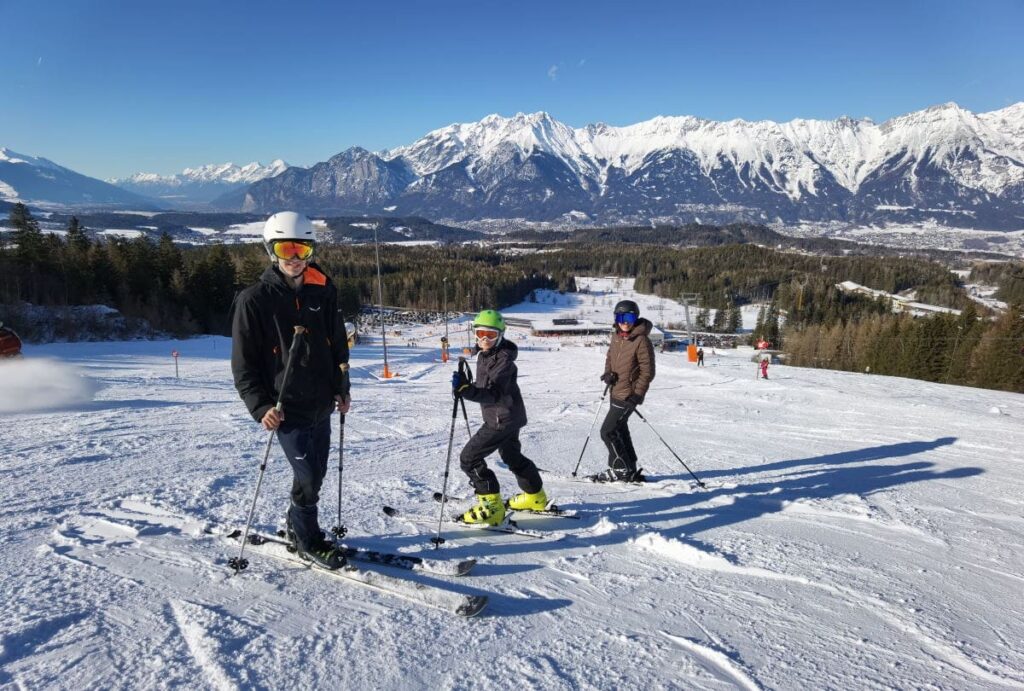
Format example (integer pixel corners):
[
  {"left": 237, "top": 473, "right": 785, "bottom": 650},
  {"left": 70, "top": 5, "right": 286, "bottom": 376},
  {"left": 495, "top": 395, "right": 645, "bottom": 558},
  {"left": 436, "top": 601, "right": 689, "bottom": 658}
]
[
  {"left": 2, "top": 282, "right": 1024, "bottom": 689},
  {"left": 660, "top": 631, "right": 762, "bottom": 691},
  {"left": 167, "top": 600, "right": 238, "bottom": 691}
]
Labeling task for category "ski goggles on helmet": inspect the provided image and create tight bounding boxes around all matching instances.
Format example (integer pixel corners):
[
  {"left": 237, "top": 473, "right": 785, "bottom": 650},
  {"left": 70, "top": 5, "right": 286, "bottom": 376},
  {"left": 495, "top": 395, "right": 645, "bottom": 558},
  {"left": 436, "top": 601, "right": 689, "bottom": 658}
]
[
  {"left": 474, "top": 327, "right": 501, "bottom": 341},
  {"left": 614, "top": 312, "right": 638, "bottom": 325},
  {"left": 271, "top": 240, "right": 314, "bottom": 261}
]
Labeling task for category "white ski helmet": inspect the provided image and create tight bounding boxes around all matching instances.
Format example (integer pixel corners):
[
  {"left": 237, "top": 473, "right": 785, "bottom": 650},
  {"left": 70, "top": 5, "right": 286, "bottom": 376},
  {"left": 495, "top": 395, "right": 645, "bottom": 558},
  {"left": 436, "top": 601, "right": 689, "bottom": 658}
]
[{"left": 262, "top": 211, "right": 316, "bottom": 259}]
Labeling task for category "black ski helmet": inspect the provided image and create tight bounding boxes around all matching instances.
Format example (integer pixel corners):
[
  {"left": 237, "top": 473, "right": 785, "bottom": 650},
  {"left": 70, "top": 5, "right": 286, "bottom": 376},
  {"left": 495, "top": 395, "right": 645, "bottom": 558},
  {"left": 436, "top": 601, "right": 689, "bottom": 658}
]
[{"left": 614, "top": 300, "right": 640, "bottom": 317}]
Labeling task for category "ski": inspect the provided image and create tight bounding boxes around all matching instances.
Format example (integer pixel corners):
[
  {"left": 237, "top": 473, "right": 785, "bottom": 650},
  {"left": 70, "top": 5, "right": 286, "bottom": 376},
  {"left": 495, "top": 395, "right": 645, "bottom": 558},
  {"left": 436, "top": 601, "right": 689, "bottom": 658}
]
[
  {"left": 225, "top": 530, "right": 487, "bottom": 617},
  {"left": 270, "top": 529, "right": 476, "bottom": 577},
  {"left": 382, "top": 505, "right": 551, "bottom": 540},
  {"left": 432, "top": 491, "right": 581, "bottom": 520}
]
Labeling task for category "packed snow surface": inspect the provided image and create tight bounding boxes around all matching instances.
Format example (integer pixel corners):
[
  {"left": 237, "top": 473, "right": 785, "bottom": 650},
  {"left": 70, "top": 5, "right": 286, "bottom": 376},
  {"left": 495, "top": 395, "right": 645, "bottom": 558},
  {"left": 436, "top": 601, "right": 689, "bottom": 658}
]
[{"left": 1, "top": 279, "right": 1022, "bottom": 689}]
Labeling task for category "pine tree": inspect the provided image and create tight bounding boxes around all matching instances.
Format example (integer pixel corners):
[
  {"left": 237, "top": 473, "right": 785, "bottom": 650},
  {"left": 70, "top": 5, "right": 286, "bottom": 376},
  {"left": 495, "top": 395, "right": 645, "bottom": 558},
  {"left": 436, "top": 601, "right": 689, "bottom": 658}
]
[
  {"left": 9, "top": 203, "right": 45, "bottom": 263},
  {"left": 753, "top": 305, "right": 766, "bottom": 342},
  {"left": 66, "top": 216, "right": 90, "bottom": 253},
  {"left": 696, "top": 308, "right": 710, "bottom": 331},
  {"left": 727, "top": 305, "right": 742, "bottom": 334},
  {"left": 969, "top": 305, "right": 1024, "bottom": 392}
]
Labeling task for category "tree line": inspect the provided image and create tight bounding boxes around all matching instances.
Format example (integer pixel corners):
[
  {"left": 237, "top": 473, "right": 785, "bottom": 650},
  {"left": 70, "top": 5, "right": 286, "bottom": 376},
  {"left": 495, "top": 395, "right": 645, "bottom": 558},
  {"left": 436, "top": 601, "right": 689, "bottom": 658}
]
[
  {"left": 2, "top": 203, "right": 1020, "bottom": 392},
  {"left": 0, "top": 204, "right": 564, "bottom": 339}
]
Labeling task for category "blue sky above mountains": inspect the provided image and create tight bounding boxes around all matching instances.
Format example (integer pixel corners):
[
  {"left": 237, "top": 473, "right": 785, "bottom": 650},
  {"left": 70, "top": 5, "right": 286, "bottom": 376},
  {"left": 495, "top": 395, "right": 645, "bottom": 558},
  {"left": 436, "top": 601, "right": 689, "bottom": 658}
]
[{"left": 2, "top": 0, "right": 1021, "bottom": 179}]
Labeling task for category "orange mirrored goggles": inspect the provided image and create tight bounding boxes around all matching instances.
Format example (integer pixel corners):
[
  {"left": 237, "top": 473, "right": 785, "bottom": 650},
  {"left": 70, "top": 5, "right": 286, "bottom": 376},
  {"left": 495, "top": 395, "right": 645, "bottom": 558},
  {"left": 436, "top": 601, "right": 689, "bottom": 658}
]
[
  {"left": 272, "top": 240, "right": 314, "bottom": 261},
  {"left": 475, "top": 328, "right": 501, "bottom": 341}
]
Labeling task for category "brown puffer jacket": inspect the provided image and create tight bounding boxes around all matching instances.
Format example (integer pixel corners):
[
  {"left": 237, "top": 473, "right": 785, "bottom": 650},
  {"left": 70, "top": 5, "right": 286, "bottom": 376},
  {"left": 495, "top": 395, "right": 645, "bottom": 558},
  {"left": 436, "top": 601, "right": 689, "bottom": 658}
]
[{"left": 603, "top": 318, "right": 656, "bottom": 403}]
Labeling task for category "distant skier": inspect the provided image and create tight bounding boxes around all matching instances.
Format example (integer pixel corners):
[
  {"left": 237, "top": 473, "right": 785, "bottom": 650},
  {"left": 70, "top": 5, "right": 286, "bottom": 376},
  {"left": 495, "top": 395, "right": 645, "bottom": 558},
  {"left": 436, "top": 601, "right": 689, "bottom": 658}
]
[
  {"left": 595, "top": 300, "right": 655, "bottom": 482},
  {"left": 697, "top": 347, "right": 705, "bottom": 367},
  {"left": 231, "top": 212, "right": 351, "bottom": 570},
  {"left": 760, "top": 356, "right": 769, "bottom": 379},
  {"left": 451, "top": 309, "right": 546, "bottom": 525}
]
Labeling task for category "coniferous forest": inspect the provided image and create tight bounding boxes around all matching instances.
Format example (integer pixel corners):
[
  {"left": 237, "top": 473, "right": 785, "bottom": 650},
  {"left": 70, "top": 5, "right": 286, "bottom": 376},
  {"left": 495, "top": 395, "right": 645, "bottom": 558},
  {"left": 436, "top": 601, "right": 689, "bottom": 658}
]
[{"left": 1, "top": 203, "right": 1021, "bottom": 393}]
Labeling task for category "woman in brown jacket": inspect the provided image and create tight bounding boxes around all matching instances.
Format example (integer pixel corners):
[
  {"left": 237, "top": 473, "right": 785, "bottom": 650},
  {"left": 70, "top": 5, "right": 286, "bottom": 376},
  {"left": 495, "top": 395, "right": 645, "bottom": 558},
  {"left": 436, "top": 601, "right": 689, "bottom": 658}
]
[{"left": 594, "top": 300, "right": 655, "bottom": 482}]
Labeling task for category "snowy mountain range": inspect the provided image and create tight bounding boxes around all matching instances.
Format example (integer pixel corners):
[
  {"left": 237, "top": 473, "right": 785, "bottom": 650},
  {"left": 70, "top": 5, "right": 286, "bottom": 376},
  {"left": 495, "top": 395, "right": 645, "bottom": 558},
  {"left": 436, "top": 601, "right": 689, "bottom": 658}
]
[
  {"left": 110, "top": 160, "right": 289, "bottom": 206},
  {"left": 0, "top": 148, "right": 157, "bottom": 209},
  {"left": 5, "top": 102, "right": 1023, "bottom": 229},
  {"left": 233, "top": 102, "right": 1024, "bottom": 230}
]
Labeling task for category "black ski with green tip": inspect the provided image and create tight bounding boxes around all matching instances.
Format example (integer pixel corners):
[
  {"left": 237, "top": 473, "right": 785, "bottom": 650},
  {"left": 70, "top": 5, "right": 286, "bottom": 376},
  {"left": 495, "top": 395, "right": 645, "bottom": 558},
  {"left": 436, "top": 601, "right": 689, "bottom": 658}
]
[
  {"left": 382, "top": 505, "right": 551, "bottom": 539},
  {"left": 431, "top": 492, "right": 582, "bottom": 520},
  {"left": 225, "top": 530, "right": 487, "bottom": 617}
]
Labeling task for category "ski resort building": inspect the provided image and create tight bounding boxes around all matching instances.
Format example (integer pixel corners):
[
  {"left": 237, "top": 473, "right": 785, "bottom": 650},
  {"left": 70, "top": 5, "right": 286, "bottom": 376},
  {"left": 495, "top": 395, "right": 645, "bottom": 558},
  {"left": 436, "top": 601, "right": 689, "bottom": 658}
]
[{"left": 530, "top": 318, "right": 667, "bottom": 345}]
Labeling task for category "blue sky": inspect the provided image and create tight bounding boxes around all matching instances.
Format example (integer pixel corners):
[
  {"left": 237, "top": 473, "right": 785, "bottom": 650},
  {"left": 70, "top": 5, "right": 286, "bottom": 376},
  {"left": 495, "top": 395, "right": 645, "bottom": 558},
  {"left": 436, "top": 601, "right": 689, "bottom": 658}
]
[{"left": 2, "top": 0, "right": 1022, "bottom": 179}]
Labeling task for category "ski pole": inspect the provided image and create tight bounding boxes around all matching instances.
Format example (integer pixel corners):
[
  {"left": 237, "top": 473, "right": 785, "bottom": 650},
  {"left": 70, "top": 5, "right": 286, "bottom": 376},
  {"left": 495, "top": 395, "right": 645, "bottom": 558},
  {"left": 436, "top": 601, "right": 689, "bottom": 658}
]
[
  {"left": 457, "top": 357, "right": 473, "bottom": 439},
  {"left": 571, "top": 383, "right": 611, "bottom": 477},
  {"left": 229, "top": 325, "right": 306, "bottom": 573},
  {"left": 632, "top": 408, "right": 706, "bottom": 488},
  {"left": 331, "top": 363, "right": 350, "bottom": 539},
  {"left": 431, "top": 385, "right": 463, "bottom": 549}
]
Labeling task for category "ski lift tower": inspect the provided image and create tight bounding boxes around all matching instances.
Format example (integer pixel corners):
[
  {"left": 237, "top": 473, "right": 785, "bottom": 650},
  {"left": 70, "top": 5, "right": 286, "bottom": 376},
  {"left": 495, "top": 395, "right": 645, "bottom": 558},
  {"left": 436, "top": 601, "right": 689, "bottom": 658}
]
[
  {"left": 374, "top": 224, "right": 396, "bottom": 378},
  {"left": 679, "top": 293, "right": 701, "bottom": 361}
]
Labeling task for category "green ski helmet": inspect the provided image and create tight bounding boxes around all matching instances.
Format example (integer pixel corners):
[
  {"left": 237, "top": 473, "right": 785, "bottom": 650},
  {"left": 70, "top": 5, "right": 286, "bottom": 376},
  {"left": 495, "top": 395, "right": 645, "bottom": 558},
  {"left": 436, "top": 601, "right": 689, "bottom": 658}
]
[{"left": 472, "top": 309, "right": 506, "bottom": 331}]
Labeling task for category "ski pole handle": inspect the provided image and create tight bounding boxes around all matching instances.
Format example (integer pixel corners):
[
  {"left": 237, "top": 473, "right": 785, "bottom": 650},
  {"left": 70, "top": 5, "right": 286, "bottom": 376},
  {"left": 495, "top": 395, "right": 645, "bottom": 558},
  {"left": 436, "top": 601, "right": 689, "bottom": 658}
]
[{"left": 458, "top": 356, "right": 473, "bottom": 383}]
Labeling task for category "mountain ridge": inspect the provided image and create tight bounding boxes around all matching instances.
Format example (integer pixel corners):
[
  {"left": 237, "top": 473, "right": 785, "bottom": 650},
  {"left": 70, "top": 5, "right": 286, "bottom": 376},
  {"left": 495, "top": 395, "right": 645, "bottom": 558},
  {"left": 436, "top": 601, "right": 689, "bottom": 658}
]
[{"left": 231, "top": 102, "right": 1024, "bottom": 229}]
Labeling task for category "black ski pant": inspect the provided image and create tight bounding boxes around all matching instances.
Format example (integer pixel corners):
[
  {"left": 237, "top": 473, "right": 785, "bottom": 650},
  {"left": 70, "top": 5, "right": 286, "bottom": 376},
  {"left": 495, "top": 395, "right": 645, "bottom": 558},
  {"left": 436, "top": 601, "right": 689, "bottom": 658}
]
[
  {"left": 459, "top": 423, "right": 542, "bottom": 496},
  {"left": 277, "top": 415, "right": 331, "bottom": 551},
  {"left": 600, "top": 398, "right": 638, "bottom": 473}
]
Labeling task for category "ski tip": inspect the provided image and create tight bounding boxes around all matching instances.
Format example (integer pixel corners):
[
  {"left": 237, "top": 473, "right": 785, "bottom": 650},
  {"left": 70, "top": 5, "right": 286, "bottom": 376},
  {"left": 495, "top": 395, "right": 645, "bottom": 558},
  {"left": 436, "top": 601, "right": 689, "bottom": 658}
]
[{"left": 456, "top": 595, "right": 489, "bottom": 617}]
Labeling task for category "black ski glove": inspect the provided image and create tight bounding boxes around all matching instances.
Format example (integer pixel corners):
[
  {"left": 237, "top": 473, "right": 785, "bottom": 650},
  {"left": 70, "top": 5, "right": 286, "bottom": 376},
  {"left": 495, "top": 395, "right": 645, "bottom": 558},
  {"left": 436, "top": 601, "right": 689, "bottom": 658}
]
[
  {"left": 600, "top": 372, "right": 618, "bottom": 386},
  {"left": 625, "top": 393, "right": 643, "bottom": 408}
]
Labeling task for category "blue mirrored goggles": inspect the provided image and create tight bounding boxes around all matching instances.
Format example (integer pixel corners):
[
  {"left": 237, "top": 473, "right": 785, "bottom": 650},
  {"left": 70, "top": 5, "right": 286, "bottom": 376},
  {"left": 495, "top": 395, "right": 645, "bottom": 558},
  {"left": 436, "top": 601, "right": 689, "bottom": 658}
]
[{"left": 614, "top": 312, "right": 638, "bottom": 325}]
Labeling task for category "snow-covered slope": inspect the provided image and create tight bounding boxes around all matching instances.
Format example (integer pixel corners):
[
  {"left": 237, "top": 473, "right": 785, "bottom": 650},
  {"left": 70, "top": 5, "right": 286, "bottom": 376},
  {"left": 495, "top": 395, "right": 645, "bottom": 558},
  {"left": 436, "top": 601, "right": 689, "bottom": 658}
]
[{"left": 1, "top": 280, "right": 1022, "bottom": 689}]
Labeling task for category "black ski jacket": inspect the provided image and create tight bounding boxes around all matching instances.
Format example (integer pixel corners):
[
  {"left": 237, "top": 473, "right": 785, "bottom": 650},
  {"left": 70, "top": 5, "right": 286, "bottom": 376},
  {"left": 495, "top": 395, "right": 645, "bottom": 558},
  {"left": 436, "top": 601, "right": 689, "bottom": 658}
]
[
  {"left": 231, "top": 263, "right": 350, "bottom": 426},
  {"left": 461, "top": 339, "right": 528, "bottom": 429}
]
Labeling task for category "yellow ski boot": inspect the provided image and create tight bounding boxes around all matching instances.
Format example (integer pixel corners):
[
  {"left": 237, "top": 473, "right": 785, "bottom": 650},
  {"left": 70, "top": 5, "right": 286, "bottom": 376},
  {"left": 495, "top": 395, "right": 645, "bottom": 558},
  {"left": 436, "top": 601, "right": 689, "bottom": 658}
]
[
  {"left": 507, "top": 489, "right": 549, "bottom": 512},
  {"left": 461, "top": 493, "right": 506, "bottom": 526}
]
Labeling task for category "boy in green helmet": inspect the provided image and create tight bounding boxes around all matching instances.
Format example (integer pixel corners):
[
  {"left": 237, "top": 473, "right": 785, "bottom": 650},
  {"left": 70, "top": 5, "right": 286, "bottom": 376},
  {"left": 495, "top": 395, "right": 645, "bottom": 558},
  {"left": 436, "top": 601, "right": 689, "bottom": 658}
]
[{"left": 451, "top": 309, "right": 547, "bottom": 525}]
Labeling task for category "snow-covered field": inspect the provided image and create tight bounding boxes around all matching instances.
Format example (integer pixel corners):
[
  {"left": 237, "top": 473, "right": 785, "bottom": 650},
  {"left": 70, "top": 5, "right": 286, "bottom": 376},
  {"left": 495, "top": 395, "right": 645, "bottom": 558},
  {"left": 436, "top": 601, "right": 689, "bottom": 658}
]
[
  {"left": 506, "top": 277, "right": 762, "bottom": 335},
  {"left": 1, "top": 283, "right": 1023, "bottom": 689},
  {"left": 777, "top": 221, "right": 1024, "bottom": 257}
]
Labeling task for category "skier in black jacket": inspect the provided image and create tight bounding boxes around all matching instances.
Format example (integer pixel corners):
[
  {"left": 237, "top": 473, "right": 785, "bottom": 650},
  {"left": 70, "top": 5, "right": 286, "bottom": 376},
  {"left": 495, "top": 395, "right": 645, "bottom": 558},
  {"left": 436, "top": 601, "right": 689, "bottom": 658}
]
[
  {"left": 231, "top": 211, "right": 351, "bottom": 569},
  {"left": 451, "top": 309, "right": 546, "bottom": 525}
]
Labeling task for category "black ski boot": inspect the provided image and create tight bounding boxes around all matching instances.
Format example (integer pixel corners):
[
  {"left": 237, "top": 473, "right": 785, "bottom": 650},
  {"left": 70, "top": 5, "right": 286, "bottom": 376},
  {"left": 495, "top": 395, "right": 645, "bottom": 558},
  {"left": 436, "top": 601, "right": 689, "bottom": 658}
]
[
  {"left": 590, "top": 466, "right": 645, "bottom": 483},
  {"left": 298, "top": 539, "right": 347, "bottom": 570}
]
